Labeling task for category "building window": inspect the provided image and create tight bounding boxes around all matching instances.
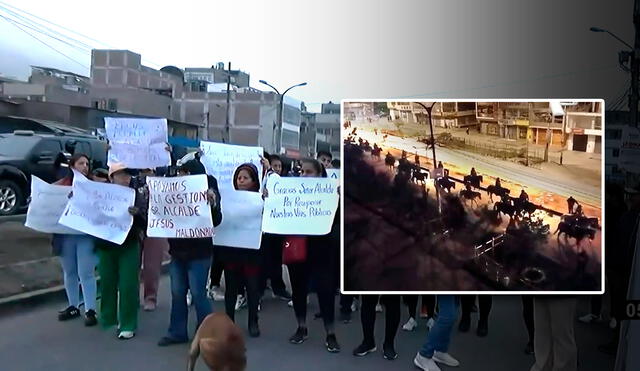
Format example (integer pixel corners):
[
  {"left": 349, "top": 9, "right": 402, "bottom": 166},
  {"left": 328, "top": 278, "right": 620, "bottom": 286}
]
[
  {"left": 108, "top": 99, "right": 118, "bottom": 111},
  {"left": 613, "top": 149, "right": 620, "bottom": 158}
]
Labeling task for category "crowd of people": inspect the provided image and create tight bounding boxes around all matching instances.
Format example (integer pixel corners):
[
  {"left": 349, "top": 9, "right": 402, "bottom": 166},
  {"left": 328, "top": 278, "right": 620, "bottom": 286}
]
[{"left": 45, "top": 140, "right": 637, "bottom": 371}]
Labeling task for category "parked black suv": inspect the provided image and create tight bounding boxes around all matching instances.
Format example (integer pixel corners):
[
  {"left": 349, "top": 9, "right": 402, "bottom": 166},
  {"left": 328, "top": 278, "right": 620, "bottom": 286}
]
[{"left": 0, "top": 130, "right": 107, "bottom": 215}]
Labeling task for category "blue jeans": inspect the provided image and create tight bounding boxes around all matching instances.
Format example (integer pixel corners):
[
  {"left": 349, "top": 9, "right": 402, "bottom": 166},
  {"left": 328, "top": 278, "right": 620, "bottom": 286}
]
[
  {"left": 59, "top": 234, "right": 97, "bottom": 311},
  {"left": 420, "top": 295, "right": 458, "bottom": 358},
  {"left": 166, "top": 257, "right": 212, "bottom": 341}
]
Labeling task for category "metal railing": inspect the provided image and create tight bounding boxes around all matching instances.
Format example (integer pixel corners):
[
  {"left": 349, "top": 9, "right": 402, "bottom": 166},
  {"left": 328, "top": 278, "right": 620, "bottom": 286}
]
[{"left": 473, "top": 234, "right": 505, "bottom": 259}]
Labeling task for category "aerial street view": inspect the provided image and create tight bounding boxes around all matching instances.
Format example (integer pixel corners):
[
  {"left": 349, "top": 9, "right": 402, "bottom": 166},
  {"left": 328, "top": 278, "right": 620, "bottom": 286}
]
[{"left": 343, "top": 100, "right": 603, "bottom": 292}]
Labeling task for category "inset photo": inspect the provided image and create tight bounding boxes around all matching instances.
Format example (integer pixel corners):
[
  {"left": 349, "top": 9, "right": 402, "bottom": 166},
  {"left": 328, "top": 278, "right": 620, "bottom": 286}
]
[{"left": 342, "top": 100, "right": 603, "bottom": 293}]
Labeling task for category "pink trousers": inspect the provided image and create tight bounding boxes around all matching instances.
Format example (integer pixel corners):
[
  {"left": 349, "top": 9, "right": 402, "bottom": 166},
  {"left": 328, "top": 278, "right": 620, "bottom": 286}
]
[{"left": 140, "top": 237, "right": 169, "bottom": 305}]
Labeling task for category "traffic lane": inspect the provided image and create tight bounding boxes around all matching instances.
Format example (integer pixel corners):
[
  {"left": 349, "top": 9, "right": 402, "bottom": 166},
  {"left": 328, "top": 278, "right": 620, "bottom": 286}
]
[
  {"left": 0, "top": 275, "right": 615, "bottom": 371},
  {"left": 353, "top": 129, "right": 601, "bottom": 206}
]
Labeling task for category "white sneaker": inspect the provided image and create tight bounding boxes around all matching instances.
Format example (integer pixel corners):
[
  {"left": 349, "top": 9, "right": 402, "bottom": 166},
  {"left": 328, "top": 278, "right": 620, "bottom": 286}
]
[
  {"left": 186, "top": 291, "right": 192, "bottom": 306},
  {"left": 351, "top": 299, "right": 359, "bottom": 312},
  {"left": 414, "top": 353, "right": 441, "bottom": 371},
  {"left": 207, "top": 286, "right": 225, "bottom": 301},
  {"left": 287, "top": 296, "right": 310, "bottom": 308},
  {"left": 375, "top": 304, "right": 383, "bottom": 312},
  {"left": 433, "top": 351, "right": 460, "bottom": 367},
  {"left": 610, "top": 317, "right": 617, "bottom": 329},
  {"left": 117, "top": 331, "right": 135, "bottom": 340},
  {"left": 578, "top": 313, "right": 602, "bottom": 324},
  {"left": 235, "top": 295, "right": 247, "bottom": 311},
  {"left": 426, "top": 317, "right": 435, "bottom": 330},
  {"left": 402, "top": 317, "right": 418, "bottom": 331}
]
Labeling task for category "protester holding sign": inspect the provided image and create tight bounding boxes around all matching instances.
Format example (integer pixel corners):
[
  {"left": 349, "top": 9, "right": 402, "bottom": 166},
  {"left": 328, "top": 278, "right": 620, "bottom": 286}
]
[
  {"left": 52, "top": 153, "right": 99, "bottom": 327},
  {"left": 217, "top": 163, "right": 264, "bottom": 338},
  {"left": 138, "top": 168, "right": 169, "bottom": 312},
  {"left": 259, "top": 154, "right": 291, "bottom": 302},
  {"left": 158, "top": 153, "right": 222, "bottom": 347},
  {"left": 285, "top": 158, "right": 341, "bottom": 353},
  {"left": 104, "top": 117, "right": 171, "bottom": 169},
  {"left": 95, "top": 163, "right": 148, "bottom": 340},
  {"left": 317, "top": 151, "right": 333, "bottom": 170}
]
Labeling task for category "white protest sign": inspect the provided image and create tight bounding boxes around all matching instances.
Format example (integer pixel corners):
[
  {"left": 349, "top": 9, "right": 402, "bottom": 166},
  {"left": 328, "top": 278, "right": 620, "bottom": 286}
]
[
  {"left": 25, "top": 176, "right": 82, "bottom": 234},
  {"left": 213, "top": 190, "right": 264, "bottom": 249},
  {"left": 326, "top": 169, "right": 340, "bottom": 180},
  {"left": 262, "top": 177, "right": 339, "bottom": 235},
  {"left": 146, "top": 175, "right": 213, "bottom": 238},
  {"left": 620, "top": 126, "right": 640, "bottom": 173},
  {"left": 59, "top": 170, "right": 136, "bottom": 245},
  {"left": 105, "top": 117, "right": 170, "bottom": 169},
  {"left": 199, "top": 141, "right": 263, "bottom": 189}
]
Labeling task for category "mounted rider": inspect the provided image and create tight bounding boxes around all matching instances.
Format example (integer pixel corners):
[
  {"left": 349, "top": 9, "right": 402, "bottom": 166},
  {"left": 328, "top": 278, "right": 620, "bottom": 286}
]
[{"left": 518, "top": 189, "right": 529, "bottom": 203}]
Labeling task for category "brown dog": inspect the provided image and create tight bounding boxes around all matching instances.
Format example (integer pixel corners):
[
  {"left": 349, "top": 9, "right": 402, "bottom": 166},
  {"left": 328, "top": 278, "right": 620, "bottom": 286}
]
[{"left": 187, "top": 313, "right": 247, "bottom": 371}]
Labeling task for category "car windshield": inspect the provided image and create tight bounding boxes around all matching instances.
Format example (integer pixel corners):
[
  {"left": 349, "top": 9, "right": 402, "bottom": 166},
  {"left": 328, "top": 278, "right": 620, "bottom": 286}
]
[{"left": 0, "top": 135, "right": 38, "bottom": 157}]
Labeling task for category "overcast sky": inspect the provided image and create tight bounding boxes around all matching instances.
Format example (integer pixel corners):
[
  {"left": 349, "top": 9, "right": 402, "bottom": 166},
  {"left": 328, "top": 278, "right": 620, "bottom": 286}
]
[{"left": 0, "top": 0, "right": 634, "bottom": 112}]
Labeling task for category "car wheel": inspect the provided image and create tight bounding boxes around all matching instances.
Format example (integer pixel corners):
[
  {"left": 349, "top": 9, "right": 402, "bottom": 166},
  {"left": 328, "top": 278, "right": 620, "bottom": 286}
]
[{"left": 0, "top": 180, "right": 23, "bottom": 216}]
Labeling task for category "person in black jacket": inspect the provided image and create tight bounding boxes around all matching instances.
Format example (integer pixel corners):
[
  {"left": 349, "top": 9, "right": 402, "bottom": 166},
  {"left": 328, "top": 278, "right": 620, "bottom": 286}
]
[
  {"left": 287, "top": 159, "right": 341, "bottom": 353},
  {"left": 217, "top": 163, "right": 264, "bottom": 338},
  {"left": 158, "top": 154, "right": 222, "bottom": 346}
]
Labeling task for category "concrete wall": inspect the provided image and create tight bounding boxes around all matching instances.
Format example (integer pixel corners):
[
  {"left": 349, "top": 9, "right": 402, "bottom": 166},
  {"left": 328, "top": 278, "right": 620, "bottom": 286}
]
[{"left": 3, "top": 83, "right": 46, "bottom": 96}]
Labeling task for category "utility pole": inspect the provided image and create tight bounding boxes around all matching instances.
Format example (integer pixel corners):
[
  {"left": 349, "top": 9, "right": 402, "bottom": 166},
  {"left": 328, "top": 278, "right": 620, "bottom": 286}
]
[
  {"left": 631, "top": 0, "right": 640, "bottom": 127},
  {"left": 526, "top": 103, "right": 532, "bottom": 167},
  {"left": 415, "top": 102, "right": 441, "bottom": 215},
  {"left": 225, "top": 62, "right": 231, "bottom": 143},
  {"left": 544, "top": 111, "right": 551, "bottom": 163}
]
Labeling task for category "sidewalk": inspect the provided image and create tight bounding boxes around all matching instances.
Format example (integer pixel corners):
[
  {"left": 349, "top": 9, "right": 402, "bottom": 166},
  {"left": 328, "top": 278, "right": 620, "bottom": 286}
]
[{"left": 0, "top": 220, "right": 58, "bottom": 300}]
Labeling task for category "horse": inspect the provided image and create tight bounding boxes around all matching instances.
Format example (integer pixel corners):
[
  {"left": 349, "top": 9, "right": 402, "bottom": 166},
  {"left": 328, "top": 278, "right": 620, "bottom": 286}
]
[
  {"left": 397, "top": 158, "right": 413, "bottom": 175},
  {"left": 437, "top": 177, "right": 456, "bottom": 193},
  {"left": 494, "top": 200, "right": 516, "bottom": 218},
  {"left": 463, "top": 174, "right": 483, "bottom": 189},
  {"left": 514, "top": 200, "right": 537, "bottom": 217},
  {"left": 385, "top": 154, "right": 396, "bottom": 171},
  {"left": 371, "top": 147, "right": 382, "bottom": 160},
  {"left": 486, "top": 185, "right": 510, "bottom": 202},
  {"left": 459, "top": 189, "right": 482, "bottom": 208},
  {"left": 412, "top": 169, "right": 429, "bottom": 185},
  {"left": 554, "top": 221, "right": 596, "bottom": 242},
  {"left": 561, "top": 214, "right": 600, "bottom": 229}
]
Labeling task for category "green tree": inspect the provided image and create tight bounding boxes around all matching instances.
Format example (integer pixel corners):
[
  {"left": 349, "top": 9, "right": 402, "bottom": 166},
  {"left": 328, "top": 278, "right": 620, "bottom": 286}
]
[{"left": 374, "top": 102, "right": 389, "bottom": 115}]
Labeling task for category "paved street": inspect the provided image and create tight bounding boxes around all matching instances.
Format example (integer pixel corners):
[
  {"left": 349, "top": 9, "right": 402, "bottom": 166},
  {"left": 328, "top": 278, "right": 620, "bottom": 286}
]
[
  {"left": 351, "top": 121, "right": 601, "bottom": 207},
  {"left": 0, "top": 276, "right": 616, "bottom": 371}
]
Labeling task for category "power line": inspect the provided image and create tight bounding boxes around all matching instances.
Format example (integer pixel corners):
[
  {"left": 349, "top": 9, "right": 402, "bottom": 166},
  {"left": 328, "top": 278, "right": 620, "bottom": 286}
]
[
  {"left": 0, "top": 4, "right": 94, "bottom": 51},
  {"left": 0, "top": 1, "right": 166, "bottom": 69},
  {"left": 0, "top": 13, "right": 91, "bottom": 55},
  {"left": 0, "top": 0, "right": 111, "bottom": 49},
  {"left": 0, "top": 15, "right": 88, "bottom": 70}
]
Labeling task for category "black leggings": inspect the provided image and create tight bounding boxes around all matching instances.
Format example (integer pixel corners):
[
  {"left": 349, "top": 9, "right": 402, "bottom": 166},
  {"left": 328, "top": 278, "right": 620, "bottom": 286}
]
[
  {"left": 361, "top": 295, "right": 401, "bottom": 346},
  {"left": 259, "top": 234, "right": 286, "bottom": 294},
  {"left": 288, "top": 262, "right": 336, "bottom": 333},
  {"left": 209, "top": 252, "right": 224, "bottom": 287},
  {"left": 223, "top": 267, "right": 260, "bottom": 326},
  {"left": 403, "top": 295, "right": 436, "bottom": 319},
  {"left": 461, "top": 295, "right": 492, "bottom": 322},
  {"left": 521, "top": 296, "right": 534, "bottom": 344}
]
